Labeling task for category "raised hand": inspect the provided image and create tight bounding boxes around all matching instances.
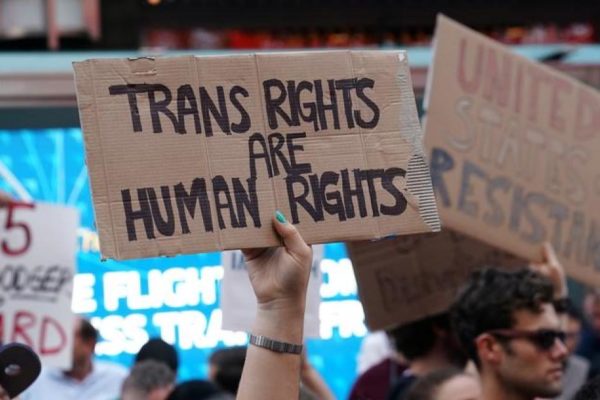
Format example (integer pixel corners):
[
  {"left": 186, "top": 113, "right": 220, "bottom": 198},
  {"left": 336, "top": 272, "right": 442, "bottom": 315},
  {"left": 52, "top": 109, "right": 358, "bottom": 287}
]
[
  {"left": 237, "top": 211, "right": 313, "bottom": 400},
  {"left": 530, "top": 242, "right": 567, "bottom": 299},
  {"left": 242, "top": 211, "right": 313, "bottom": 314}
]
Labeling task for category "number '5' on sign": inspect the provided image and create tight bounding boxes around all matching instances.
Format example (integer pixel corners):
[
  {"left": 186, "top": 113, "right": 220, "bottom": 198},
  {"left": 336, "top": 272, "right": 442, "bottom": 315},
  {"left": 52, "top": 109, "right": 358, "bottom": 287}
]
[{"left": 0, "top": 203, "right": 35, "bottom": 257}]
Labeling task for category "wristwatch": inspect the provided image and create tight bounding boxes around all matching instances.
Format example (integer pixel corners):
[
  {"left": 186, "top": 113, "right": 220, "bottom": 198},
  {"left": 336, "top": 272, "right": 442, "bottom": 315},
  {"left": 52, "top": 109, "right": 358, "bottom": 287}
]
[{"left": 249, "top": 334, "right": 303, "bottom": 354}]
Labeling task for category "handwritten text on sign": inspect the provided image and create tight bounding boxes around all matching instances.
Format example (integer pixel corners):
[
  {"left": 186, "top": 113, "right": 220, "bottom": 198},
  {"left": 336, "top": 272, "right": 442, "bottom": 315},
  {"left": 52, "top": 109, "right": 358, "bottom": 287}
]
[
  {"left": 0, "top": 203, "right": 78, "bottom": 368},
  {"left": 74, "top": 52, "right": 439, "bottom": 259},
  {"left": 347, "top": 231, "right": 525, "bottom": 330},
  {"left": 424, "top": 16, "right": 600, "bottom": 284}
]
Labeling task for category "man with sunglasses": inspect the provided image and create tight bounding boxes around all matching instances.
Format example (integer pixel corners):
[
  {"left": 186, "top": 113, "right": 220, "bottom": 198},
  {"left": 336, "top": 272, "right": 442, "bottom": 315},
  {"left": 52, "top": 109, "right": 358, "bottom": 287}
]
[{"left": 451, "top": 267, "right": 568, "bottom": 400}]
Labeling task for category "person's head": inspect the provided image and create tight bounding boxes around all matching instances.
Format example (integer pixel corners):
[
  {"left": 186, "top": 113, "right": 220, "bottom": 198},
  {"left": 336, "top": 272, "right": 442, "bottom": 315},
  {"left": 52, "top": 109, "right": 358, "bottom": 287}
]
[
  {"left": 72, "top": 318, "right": 98, "bottom": 369},
  {"left": 574, "top": 374, "right": 600, "bottom": 400},
  {"left": 451, "top": 268, "right": 568, "bottom": 399},
  {"left": 121, "top": 360, "right": 175, "bottom": 400},
  {"left": 404, "top": 368, "right": 481, "bottom": 400},
  {"left": 166, "top": 380, "right": 227, "bottom": 400},
  {"left": 208, "top": 346, "right": 246, "bottom": 395},
  {"left": 389, "top": 313, "right": 468, "bottom": 370},
  {"left": 584, "top": 290, "right": 600, "bottom": 333},
  {"left": 136, "top": 338, "right": 179, "bottom": 374},
  {"left": 565, "top": 303, "right": 584, "bottom": 355}
]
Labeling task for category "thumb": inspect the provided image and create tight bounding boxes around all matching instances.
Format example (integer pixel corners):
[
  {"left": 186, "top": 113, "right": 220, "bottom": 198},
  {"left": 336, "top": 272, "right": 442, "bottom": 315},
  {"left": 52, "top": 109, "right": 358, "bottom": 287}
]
[
  {"left": 543, "top": 242, "right": 560, "bottom": 266},
  {"left": 273, "top": 211, "right": 311, "bottom": 258}
]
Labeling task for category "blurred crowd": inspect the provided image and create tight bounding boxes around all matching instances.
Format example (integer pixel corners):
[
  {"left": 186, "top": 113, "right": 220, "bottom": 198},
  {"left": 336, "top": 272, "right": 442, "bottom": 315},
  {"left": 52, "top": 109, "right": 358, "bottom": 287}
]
[{"left": 3, "top": 196, "right": 600, "bottom": 400}]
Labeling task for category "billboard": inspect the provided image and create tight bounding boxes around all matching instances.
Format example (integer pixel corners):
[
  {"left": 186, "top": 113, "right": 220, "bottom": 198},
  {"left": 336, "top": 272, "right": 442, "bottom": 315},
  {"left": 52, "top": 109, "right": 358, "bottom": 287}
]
[{"left": 0, "top": 128, "right": 366, "bottom": 400}]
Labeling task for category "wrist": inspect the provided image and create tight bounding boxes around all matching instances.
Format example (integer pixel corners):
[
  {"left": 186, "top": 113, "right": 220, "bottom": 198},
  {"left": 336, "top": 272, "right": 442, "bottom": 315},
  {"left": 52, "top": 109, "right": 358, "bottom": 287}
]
[
  {"left": 257, "top": 295, "right": 306, "bottom": 316},
  {"left": 253, "top": 301, "right": 305, "bottom": 344}
]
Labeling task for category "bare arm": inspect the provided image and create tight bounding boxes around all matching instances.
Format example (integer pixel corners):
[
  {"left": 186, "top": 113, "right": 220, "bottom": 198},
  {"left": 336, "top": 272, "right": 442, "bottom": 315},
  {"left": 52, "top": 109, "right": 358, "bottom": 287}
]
[
  {"left": 237, "top": 211, "right": 312, "bottom": 400},
  {"left": 300, "top": 350, "right": 336, "bottom": 400}
]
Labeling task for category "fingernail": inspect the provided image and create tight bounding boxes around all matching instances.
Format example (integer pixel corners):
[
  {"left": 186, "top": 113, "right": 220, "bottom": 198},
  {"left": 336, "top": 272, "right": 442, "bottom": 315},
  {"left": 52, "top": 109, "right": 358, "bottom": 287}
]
[{"left": 275, "top": 210, "right": 287, "bottom": 224}]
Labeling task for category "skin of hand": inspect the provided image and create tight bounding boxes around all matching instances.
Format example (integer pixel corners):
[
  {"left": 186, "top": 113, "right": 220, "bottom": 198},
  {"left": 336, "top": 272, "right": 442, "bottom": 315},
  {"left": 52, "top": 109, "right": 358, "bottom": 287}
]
[
  {"left": 242, "top": 211, "right": 313, "bottom": 315},
  {"left": 530, "top": 242, "right": 568, "bottom": 299},
  {"left": 236, "top": 211, "right": 313, "bottom": 400}
]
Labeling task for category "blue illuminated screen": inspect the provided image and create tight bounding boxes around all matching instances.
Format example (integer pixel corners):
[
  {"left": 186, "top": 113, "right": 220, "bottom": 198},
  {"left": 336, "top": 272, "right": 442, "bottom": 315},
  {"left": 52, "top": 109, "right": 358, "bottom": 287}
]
[{"left": 0, "top": 128, "right": 368, "bottom": 399}]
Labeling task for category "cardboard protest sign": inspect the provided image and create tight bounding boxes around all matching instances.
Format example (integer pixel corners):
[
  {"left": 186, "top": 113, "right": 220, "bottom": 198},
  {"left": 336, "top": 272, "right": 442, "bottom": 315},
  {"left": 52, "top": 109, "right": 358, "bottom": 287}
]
[
  {"left": 73, "top": 51, "right": 440, "bottom": 260},
  {"left": 221, "top": 245, "right": 323, "bottom": 337},
  {"left": 0, "top": 202, "right": 78, "bottom": 368},
  {"left": 424, "top": 15, "right": 600, "bottom": 284},
  {"left": 347, "top": 231, "right": 525, "bottom": 330}
]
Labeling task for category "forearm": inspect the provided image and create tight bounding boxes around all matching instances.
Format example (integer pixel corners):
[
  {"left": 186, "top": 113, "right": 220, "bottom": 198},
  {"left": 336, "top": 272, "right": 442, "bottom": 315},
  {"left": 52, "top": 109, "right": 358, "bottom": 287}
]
[
  {"left": 237, "top": 304, "right": 305, "bottom": 400},
  {"left": 301, "top": 367, "right": 336, "bottom": 400}
]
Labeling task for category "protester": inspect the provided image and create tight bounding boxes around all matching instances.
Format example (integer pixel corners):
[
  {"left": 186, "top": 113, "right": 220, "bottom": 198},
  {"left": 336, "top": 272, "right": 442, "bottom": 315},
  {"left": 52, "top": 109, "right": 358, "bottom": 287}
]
[
  {"left": 348, "top": 312, "right": 468, "bottom": 399},
  {"left": 236, "top": 211, "right": 312, "bottom": 400},
  {"left": 300, "top": 348, "right": 336, "bottom": 400},
  {"left": 577, "top": 289, "right": 600, "bottom": 378},
  {"left": 166, "top": 380, "right": 231, "bottom": 400},
  {"left": 554, "top": 304, "right": 590, "bottom": 400},
  {"left": 136, "top": 338, "right": 179, "bottom": 375},
  {"left": 384, "top": 312, "right": 469, "bottom": 399},
  {"left": 356, "top": 331, "right": 395, "bottom": 374},
  {"left": 22, "top": 318, "right": 128, "bottom": 400},
  {"left": 121, "top": 360, "right": 175, "bottom": 400},
  {"left": 208, "top": 347, "right": 246, "bottom": 395},
  {"left": 349, "top": 329, "right": 404, "bottom": 399},
  {"left": 451, "top": 267, "right": 568, "bottom": 400},
  {"left": 403, "top": 368, "right": 481, "bottom": 400},
  {"left": 349, "top": 348, "right": 406, "bottom": 400},
  {"left": 573, "top": 375, "right": 600, "bottom": 400}
]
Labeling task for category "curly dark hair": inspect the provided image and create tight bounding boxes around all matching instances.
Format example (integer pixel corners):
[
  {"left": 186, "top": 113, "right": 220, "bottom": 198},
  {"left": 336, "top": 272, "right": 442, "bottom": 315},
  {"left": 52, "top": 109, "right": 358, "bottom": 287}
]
[
  {"left": 209, "top": 346, "right": 247, "bottom": 395},
  {"left": 136, "top": 338, "right": 179, "bottom": 374},
  {"left": 389, "top": 313, "right": 450, "bottom": 361},
  {"left": 404, "top": 368, "right": 465, "bottom": 400},
  {"left": 78, "top": 318, "right": 99, "bottom": 343},
  {"left": 450, "top": 267, "right": 554, "bottom": 367}
]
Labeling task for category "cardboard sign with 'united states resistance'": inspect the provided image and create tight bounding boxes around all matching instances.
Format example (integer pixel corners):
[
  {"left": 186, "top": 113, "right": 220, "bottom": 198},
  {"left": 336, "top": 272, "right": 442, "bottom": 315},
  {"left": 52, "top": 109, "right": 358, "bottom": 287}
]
[
  {"left": 424, "top": 16, "right": 600, "bottom": 284},
  {"left": 74, "top": 51, "right": 440, "bottom": 260}
]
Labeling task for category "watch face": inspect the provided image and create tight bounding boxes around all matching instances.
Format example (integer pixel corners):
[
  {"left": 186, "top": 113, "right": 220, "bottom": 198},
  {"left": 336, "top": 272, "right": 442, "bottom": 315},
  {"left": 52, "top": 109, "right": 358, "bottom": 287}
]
[{"left": 0, "top": 343, "right": 42, "bottom": 398}]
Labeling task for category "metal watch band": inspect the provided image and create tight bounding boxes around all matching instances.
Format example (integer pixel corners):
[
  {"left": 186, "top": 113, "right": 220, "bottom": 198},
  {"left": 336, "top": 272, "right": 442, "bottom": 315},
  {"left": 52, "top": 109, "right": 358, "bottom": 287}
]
[{"left": 249, "top": 334, "right": 303, "bottom": 354}]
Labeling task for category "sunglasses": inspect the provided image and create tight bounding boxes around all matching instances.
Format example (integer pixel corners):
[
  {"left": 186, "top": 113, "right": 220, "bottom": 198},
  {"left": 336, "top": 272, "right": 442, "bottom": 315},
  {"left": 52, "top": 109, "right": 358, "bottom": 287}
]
[{"left": 488, "top": 329, "right": 566, "bottom": 351}]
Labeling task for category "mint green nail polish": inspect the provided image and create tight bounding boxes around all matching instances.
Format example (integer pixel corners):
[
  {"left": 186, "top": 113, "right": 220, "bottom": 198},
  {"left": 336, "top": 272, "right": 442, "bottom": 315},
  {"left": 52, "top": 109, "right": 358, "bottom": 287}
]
[{"left": 275, "top": 210, "right": 287, "bottom": 223}]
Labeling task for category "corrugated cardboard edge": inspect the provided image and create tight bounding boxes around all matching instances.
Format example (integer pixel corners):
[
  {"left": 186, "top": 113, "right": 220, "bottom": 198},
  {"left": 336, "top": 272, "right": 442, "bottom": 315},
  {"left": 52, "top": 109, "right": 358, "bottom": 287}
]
[
  {"left": 398, "top": 52, "right": 441, "bottom": 232},
  {"left": 72, "top": 59, "right": 118, "bottom": 260}
]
